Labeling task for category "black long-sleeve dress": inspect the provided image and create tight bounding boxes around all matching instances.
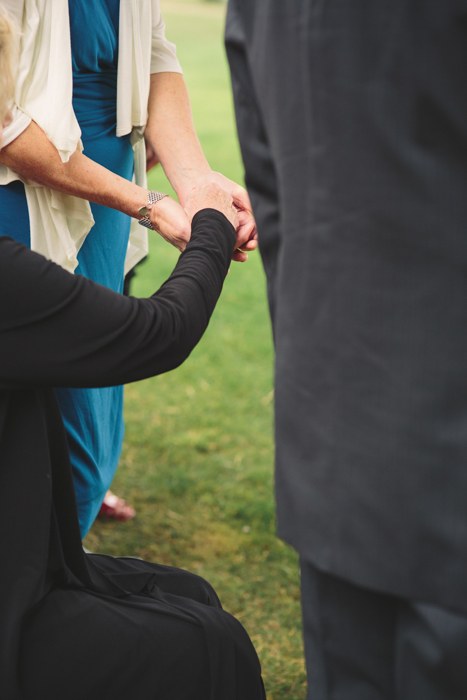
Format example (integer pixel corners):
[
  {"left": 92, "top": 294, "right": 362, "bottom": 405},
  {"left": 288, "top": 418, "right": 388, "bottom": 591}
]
[{"left": 0, "top": 210, "right": 265, "bottom": 700}]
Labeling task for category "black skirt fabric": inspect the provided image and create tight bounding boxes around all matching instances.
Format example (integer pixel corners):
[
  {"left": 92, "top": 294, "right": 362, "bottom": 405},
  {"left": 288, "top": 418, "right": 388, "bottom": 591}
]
[{"left": 19, "top": 554, "right": 264, "bottom": 700}]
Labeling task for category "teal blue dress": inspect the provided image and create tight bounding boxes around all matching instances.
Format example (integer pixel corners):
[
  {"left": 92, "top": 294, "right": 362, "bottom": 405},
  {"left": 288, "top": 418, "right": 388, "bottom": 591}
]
[{"left": 0, "top": 0, "right": 134, "bottom": 536}]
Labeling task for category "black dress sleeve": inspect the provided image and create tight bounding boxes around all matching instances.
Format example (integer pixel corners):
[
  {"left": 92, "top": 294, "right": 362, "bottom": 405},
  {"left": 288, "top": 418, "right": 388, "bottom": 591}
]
[{"left": 0, "top": 208, "right": 236, "bottom": 389}]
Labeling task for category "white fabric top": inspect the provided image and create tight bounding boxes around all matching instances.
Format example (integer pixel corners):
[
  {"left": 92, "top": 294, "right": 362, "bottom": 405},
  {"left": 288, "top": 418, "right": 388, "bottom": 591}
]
[{"left": 0, "top": 0, "right": 182, "bottom": 273}]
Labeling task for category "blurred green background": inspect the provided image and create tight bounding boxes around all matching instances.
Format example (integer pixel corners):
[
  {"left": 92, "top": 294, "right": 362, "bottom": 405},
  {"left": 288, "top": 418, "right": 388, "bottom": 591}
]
[{"left": 84, "top": 1, "right": 307, "bottom": 697}]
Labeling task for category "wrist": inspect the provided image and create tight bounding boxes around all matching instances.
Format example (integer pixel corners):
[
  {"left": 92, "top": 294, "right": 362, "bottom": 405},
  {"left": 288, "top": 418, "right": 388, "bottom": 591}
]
[{"left": 137, "top": 190, "right": 168, "bottom": 229}]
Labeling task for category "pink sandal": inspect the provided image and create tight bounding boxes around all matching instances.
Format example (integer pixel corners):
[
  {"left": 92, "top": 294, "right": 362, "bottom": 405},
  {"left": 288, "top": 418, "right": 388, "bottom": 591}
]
[{"left": 97, "top": 490, "right": 136, "bottom": 522}]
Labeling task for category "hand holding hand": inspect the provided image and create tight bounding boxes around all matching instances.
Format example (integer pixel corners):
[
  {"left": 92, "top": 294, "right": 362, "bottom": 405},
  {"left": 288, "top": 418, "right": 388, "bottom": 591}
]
[
  {"left": 202, "top": 172, "right": 257, "bottom": 262},
  {"left": 184, "top": 181, "right": 239, "bottom": 232},
  {"left": 181, "top": 172, "right": 256, "bottom": 262}
]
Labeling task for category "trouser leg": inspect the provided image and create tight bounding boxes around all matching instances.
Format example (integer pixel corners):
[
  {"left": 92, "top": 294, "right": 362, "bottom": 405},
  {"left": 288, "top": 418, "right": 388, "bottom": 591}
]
[
  {"left": 300, "top": 559, "right": 396, "bottom": 700},
  {"left": 300, "top": 559, "right": 467, "bottom": 700},
  {"left": 395, "top": 600, "right": 467, "bottom": 700}
]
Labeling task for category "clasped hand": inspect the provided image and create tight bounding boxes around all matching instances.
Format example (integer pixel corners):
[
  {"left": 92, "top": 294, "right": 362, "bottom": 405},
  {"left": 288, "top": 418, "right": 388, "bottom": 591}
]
[{"left": 147, "top": 173, "right": 257, "bottom": 262}]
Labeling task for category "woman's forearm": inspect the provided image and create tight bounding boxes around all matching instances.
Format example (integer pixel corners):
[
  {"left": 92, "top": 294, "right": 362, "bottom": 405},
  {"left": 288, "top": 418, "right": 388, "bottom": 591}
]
[
  {"left": 144, "top": 72, "right": 257, "bottom": 262},
  {"left": 0, "top": 120, "right": 147, "bottom": 217},
  {"left": 144, "top": 72, "right": 211, "bottom": 203}
]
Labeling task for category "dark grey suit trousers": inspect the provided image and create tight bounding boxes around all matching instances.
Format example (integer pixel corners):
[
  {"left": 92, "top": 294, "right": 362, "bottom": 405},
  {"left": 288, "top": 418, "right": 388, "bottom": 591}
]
[{"left": 301, "top": 560, "right": 467, "bottom": 700}]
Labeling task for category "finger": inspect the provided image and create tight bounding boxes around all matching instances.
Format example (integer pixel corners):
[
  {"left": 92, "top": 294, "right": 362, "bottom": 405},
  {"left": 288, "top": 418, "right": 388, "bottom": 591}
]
[
  {"left": 241, "top": 238, "right": 258, "bottom": 251},
  {"left": 235, "top": 238, "right": 256, "bottom": 252},
  {"left": 232, "top": 185, "right": 253, "bottom": 211},
  {"left": 237, "top": 212, "right": 257, "bottom": 238},
  {"left": 236, "top": 225, "right": 257, "bottom": 249},
  {"left": 232, "top": 250, "right": 248, "bottom": 263}
]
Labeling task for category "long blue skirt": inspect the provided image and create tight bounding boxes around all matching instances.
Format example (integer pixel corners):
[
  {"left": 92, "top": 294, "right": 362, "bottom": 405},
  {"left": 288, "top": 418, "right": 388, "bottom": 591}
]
[{"left": 0, "top": 108, "right": 134, "bottom": 538}]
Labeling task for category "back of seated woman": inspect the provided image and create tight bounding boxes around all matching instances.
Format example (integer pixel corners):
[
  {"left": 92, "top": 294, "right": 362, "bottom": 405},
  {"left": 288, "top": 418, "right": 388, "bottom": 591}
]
[{"left": 0, "top": 11, "right": 264, "bottom": 699}]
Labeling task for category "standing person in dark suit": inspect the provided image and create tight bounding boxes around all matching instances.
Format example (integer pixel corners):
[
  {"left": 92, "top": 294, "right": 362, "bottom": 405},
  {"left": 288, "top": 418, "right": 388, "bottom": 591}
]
[{"left": 225, "top": 2, "right": 467, "bottom": 698}]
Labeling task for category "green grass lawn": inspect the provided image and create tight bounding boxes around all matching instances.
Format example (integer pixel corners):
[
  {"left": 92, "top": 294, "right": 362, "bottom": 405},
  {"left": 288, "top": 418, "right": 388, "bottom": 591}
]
[{"left": 84, "top": 2, "right": 307, "bottom": 697}]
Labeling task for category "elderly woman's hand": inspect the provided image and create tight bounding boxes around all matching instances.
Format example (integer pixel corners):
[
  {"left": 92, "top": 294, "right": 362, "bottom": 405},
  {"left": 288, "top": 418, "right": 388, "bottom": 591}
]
[
  {"left": 184, "top": 181, "right": 239, "bottom": 233},
  {"left": 198, "top": 172, "right": 257, "bottom": 262},
  {"left": 148, "top": 196, "right": 191, "bottom": 252},
  {"left": 182, "top": 173, "right": 257, "bottom": 262},
  {"left": 206, "top": 172, "right": 257, "bottom": 243}
]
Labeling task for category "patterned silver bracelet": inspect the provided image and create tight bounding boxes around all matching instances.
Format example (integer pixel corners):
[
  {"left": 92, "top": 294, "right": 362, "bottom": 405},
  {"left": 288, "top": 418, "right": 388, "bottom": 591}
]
[{"left": 137, "top": 190, "right": 168, "bottom": 229}]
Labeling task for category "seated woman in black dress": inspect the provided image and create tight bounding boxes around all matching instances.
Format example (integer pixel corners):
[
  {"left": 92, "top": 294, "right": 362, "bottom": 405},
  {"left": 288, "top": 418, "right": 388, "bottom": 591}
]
[{"left": 0, "top": 12, "right": 264, "bottom": 700}]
